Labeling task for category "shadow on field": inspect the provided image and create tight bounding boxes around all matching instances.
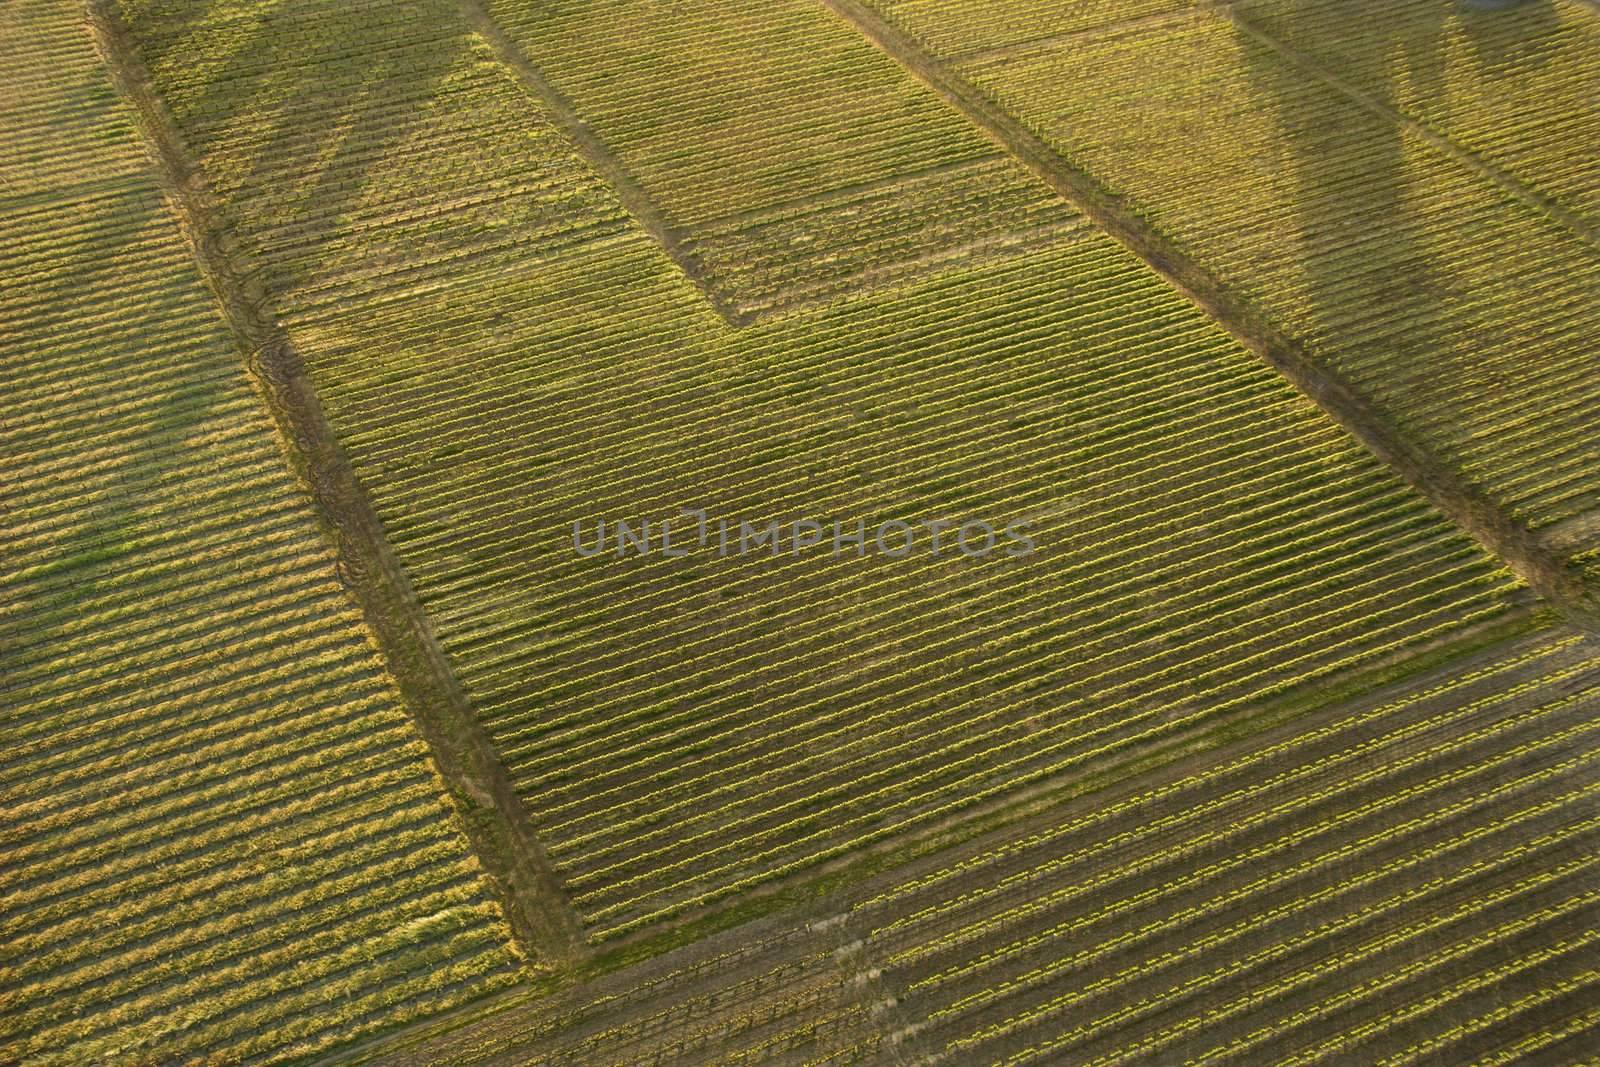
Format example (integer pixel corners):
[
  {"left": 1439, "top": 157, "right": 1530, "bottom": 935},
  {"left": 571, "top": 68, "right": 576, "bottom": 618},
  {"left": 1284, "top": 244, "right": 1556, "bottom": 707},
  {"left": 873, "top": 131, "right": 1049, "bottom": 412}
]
[
  {"left": 1239, "top": 0, "right": 1560, "bottom": 460},
  {"left": 1, "top": 185, "right": 233, "bottom": 695},
  {"left": 116, "top": 0, "right": 473, "bottom": 301}
]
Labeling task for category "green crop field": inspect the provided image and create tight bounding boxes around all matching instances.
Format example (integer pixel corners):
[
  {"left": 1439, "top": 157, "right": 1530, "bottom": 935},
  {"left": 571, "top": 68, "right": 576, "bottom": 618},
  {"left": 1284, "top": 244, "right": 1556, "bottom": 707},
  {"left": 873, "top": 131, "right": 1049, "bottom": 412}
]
[
  {"left": 0, "top": 4, "right": 521, "bottom": 1064},
  {"left": 910, "top": 0, "right": 1600, "bottom": 589},
  {"left": 4, "top": 0, "right": 1598, "bottom": 1062}
]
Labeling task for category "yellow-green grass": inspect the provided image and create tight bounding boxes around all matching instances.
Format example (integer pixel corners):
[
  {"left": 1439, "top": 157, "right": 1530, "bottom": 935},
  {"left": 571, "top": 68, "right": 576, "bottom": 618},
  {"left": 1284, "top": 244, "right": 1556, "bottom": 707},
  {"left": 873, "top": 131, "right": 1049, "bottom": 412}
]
[
  {"left": 0, "top": 3, "right": 521, "bottom": 1063},
  {"left": 351, "top": 625, "right": 1600, "bottom": 1066},
  {"left": 113, "top": 0, "right": 1562, "bottom": 955},
  {"left": 938, "top": 5, "right": 1600, "bottom": 566}
]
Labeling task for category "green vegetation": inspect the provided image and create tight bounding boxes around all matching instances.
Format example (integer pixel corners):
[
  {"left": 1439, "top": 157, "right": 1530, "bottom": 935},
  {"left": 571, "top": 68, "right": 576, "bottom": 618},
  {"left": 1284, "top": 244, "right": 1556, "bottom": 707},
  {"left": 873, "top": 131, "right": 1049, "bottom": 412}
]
[
  {"left": 875, "top": 0, "right": 1193, "bottom": 55},
  {"left": 7, "top": 0, "right": 1598, "bottom": 1061},
  {"left": 1245, "top": 0, "right": 1600, "bottom": 228},
  {"left": 118, "top": 0, "right": 1562, "bottom": 958},
  {"left": 482, "top": 0, "right": 1077, "bottom": 318},
  {"left": 0, "top": 4, "right": 520, "bottom": 1063},
  {"left": 361, "top": 625, "right": 1600, "bottom": 1065},
  {"left": 921, "top": 0, "right": 1600, "bottom": 581}
]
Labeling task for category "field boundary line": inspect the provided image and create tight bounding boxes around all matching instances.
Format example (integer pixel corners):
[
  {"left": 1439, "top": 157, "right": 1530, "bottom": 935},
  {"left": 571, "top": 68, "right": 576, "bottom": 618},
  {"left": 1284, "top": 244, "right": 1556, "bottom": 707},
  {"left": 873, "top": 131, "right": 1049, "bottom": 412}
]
[
  {"left": 818, "top": 0, "right": 1600, "bottom": 633},
  {"left": 84, "top": 0, "right": 589, "bottom": 966},
  {"left": 724, "top": 215, "right": 1094, "bottom": 323},
  {"left": 457, "top": 0, "right": 751, "bottom": 326},
  {"left": 1225, "top": 4, "right": 1600, "bottom": 253},
  {"left": 946, "top": 1, "right": 1238, "bottom": 65},
  {"left": 686, "top": 153, "right": 1008, "bottom": 232}
]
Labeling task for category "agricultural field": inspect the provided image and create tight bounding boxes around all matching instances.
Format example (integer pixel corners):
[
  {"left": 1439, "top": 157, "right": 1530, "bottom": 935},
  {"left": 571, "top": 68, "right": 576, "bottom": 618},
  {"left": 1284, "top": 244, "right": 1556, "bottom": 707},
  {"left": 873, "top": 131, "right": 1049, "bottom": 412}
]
[
  {"left": 0, "top": 2, "right": 523, "bottom": 1064},
  {"left": 1243, "top": 0, "right": 1600, "bottom": 229},
  {"left": 359, "top": 623, "right": 1600, "bottom": 1066},
  {"left": 294, "top": 228, "right": 1545, "bottom": 949},
  {"left": 873, "top": 0, "right": 1600, "bottom": 593},
  {"left": 113, "top": 0, "right": 633, "bottom": 326},
  {"left": 6, "top": 0, "right": 1600, "bottom": 1062},
  {"left": 480, "top": 0, "right": 1081, "bottom": 320},
  {"left": 873, "top": 0, "right": 1194, "bottom": 54}
]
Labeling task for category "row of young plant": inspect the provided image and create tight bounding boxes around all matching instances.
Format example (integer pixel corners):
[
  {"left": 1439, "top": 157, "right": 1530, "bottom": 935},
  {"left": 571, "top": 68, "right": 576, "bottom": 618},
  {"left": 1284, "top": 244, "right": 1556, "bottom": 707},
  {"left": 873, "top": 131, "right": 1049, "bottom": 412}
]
[
  {"left": 874, "top": 0, "right": 1194, "bottom": 58},
  {"left": 914, "top": 698, "right": 1600, "bottom": 1033},
  {"left": 487, "top": 0, "right": 999, "bottom": 224},
  {"left": 842, "top": 635, "right": 1600, "bottom": 1063},
  {"left": 955, "top": 12, "right": 1600, "bottom": 564},
  {"left": 123, "top": 0, "right": 628, "bottom": 326},
  {"left": 683, "top": 155, "right": 1080, "bottom": 319},
  {"left": 1241, "top": 0, "right": 1600, "bottom": 229},
  {"left": 284, "top": 167, "right": 1528, "bottom": 943},
  {"left": 2, "top": 5, "right": 523, "bottom": 1064}
]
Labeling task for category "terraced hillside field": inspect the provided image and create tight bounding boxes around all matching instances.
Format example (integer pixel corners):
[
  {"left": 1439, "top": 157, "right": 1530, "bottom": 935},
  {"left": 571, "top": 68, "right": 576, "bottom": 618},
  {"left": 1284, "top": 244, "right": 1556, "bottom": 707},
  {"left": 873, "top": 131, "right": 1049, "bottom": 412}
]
[
  {"left": 0, "top": 3, "right": 522, "bottom": 1064},
  {"left": 7, "top": 0, "right": 1600, "bottom": 1062}
]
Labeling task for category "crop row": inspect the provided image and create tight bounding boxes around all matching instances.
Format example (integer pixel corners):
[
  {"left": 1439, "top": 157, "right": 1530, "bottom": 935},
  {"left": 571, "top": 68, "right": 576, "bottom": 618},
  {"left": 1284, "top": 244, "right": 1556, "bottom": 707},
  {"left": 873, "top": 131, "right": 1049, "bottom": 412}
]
[
  {"left": 119, "top": 0, "right": 1575, "bottom": 966},
  {"left": 0, "top": 4, "right": 521, "bottom": 1063},
  {"left": 857, "top": 629, "right": 1588, "bottom": 938},
  {"left": 899, "top": 695, "right": 1600, "bottom": 996},
  {"left": 485, "top": 0, "right": 999, "bottom": 224},
  {"left": 0, "top": 14, "right": 148, "bottom": 204},
  {"left": 839, "top": 630, "right": 1600, "bottom": 1064},
  {"left": 357, "top": 627, "right": 1600, "bottom": 1066},
  {"left": 1239, "top": 0, "right": 1600, "bottom": 229},
  {"left": 949, "top": 10, "right": 1600, "bottom": 564},
  {"left": 873, "top": 0, "right": 1194, "bottom": 58},
  {"left": 484, "top": 0, "right": 1075, "bottom": 311},
  {"left": 267, "top": 204, "right": 1528, "bottom": 944},
  {"left": 119, "top": 0, "right": 630, "bottom": 324},
  {"left": 682, "top": 155, "right": 1082, "bottom": 321}
]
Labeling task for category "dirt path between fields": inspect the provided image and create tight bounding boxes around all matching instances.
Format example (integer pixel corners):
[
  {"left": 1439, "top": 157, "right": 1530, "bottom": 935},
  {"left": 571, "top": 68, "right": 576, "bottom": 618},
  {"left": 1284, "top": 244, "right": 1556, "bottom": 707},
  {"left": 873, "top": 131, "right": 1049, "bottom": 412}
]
[
  {"left": 86, "top": 0, "right": 588, "bottom": 967},
  {"left": 816, "top": 0, "right": 1600, "bottom": 635},
  {"left": 457, "top": 0, "right": 752, "bottom": 326}
]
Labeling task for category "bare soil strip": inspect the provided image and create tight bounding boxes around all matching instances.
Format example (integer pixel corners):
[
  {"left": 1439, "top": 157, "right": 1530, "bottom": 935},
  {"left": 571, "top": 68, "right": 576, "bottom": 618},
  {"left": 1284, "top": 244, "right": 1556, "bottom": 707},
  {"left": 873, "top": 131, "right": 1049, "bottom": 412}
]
[
  {"left": 817, "top": 0, "right": 1600, "bottom": 634},
  {"left": 457, "top": 0, "right": 751, "bottom": 326},
  {"left": 86, "top": 0, "right": 587, "bottom": 965}
]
